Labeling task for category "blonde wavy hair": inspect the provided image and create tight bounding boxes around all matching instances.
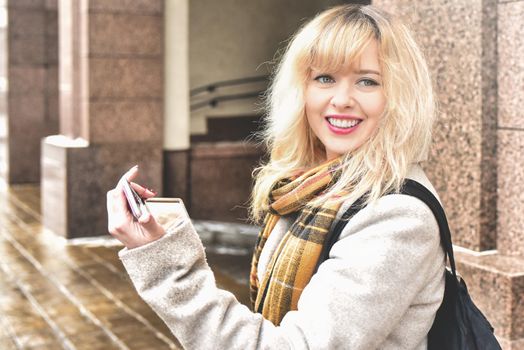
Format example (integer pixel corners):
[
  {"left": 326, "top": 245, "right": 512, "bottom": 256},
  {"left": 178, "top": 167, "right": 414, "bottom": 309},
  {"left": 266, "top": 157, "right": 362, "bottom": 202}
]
[{"left": 250, "top": 5, "right": 436, "bottom": 222}]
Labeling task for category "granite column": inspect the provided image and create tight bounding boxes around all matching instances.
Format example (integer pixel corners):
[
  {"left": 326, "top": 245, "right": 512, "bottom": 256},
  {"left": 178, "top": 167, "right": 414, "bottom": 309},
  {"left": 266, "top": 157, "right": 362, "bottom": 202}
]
[
  {"left": 41, "top": 0, "right": 164, "bottom": 238},
  {"left": 372, "top": 1, "right": 524, "bottom": 347}
]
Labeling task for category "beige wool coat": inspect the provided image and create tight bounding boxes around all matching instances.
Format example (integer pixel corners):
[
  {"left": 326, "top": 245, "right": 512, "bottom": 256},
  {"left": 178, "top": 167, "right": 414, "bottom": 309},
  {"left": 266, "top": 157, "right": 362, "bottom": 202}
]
[{"left": 119, "top": 164, "right": 446, "bottom": 349}]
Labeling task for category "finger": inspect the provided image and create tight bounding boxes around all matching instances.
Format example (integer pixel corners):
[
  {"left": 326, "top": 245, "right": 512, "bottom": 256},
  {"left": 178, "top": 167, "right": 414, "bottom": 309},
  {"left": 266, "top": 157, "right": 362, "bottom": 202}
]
[
  {"left": 117, "top": 165, "right": 139, "bottom": 188},
  {"left": 110, "top": 187, "right": 133, "bottom": 222},
  {"left": 138, "top": 211, "right": 152, "bottom": 224},
  {"left": 107, "top": 189, "right": 123, "bottom": 216},
  {"left": 107, "top": 190, "right": 132, "bottom": 234},
  {"left": 130, "top": 182, "right": 157, "bottom": 198},
  {"left": 138, "top": 211, "right": 164, "bottom": 237}
]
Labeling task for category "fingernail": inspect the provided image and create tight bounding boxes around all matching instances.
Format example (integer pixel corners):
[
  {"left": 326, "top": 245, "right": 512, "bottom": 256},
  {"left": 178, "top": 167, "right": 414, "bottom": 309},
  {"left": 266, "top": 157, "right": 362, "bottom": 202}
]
[{"left": 149, "top": 188, "right": 157, "bottom": 194}]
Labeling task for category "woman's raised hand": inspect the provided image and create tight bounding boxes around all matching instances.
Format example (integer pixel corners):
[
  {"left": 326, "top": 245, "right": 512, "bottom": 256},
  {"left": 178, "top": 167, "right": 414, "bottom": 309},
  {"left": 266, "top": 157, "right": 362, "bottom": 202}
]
[{"left": 107, "top": 166, "right": 166, "bottom": 249}]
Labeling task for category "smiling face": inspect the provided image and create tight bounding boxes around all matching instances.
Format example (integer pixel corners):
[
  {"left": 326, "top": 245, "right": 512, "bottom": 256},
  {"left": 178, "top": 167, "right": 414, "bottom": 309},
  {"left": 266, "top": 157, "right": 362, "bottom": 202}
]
[{"left": 305, "top": 39, "right": 386, "bottom": 160}]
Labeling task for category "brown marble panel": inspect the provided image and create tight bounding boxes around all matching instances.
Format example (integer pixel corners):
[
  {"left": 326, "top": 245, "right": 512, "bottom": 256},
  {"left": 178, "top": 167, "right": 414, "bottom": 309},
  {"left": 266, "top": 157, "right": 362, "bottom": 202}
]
[
  {"left": 7, "top": 127, "right": 42, "bottom": 184},
  {"left": 89, "top": 58, "right": 162, "bottom": 99},
  {"left": 497, "top": 130, "right": 524, "bottom": 256},
  {"left": 7, "top": 8, "right": 45, "bottom": 37},
  {"left": 163, "top": 150, "right": 189, "bottom": 204},
  {"left": 45, "top": 37, "right": 58, "bottom": 65},
  {"left": 6, "top": 3, "right": 58, "bottom": 185},
  {"left": 7, "top": 34, "right": 46, "bottom": 65},
  {"left": 7, "top": 95, "right": 45, "bottom": 124},
  {"left": 88, "top": 0, "right": 163, "bottom": 14},
  {"left": 374, "top": 0, "right": 497, "bottom": 251},
  {"left": 498, "top": 1, "right": 524, "bottom": 129},
  {"left": 6, "top": 0, "right": 45, "bottom": 8},
  {"left": 89, "top": 101, "right": 162, "bottom": 143},
  {"left": 89, "top": 12, "right": 162, "bottom": 56},
  {"left": 45, "top": 0, "right": 57, "bottom": 9},
  {"left": 45, "top": 9, "right": 58, "bottom": 64},
  {"left": 190, "top": 142, "right": 264, "bottom": 223},
  {"left": 8, "top": 67, "right": 45, "bottom": 95},
  {"left": 42, "top": 139, "right": 163, "bottom": 238},
  {"left": 456, "top": 250, "right": 524, "bottom": 340},
  {"left": 45, "top": 5, "right": 57, "bottom": 36},
  {"left": 45, "top": 65, "right": 58, "bottom": 97}
]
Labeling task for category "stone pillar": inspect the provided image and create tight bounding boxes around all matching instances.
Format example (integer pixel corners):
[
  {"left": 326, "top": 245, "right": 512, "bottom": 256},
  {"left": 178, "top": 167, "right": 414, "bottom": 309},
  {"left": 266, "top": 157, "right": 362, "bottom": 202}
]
[
  {"left": 497, "top": 1, "right": 524, "bottom": 259},
  {"left": 6, "top": 0, "right": 58, "bottom": 183},
  {"left": 372, "top": 1, "right": 524, "bottom": 347},
  {"left": 163, "top": 0, "right": 190, "bottom": 204},
  {"left": 42, "top": 0, "right": 164, "bottom": 238},
  {"left": 493, "top": 1, "right": 524, "bottom": 348}
]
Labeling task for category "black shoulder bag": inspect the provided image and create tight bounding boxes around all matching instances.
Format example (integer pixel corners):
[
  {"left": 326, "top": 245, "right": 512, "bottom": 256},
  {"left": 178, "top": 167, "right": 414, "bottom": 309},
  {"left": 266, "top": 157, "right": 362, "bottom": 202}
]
[{"left": 315, "top": 179, "right": 502, "bottom": 350}]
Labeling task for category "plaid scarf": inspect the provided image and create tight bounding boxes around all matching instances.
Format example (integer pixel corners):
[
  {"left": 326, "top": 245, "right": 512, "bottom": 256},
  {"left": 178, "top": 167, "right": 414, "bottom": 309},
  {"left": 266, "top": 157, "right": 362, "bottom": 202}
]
[{"left": 249, "top": 157, "right": 344, "bottom": 325}]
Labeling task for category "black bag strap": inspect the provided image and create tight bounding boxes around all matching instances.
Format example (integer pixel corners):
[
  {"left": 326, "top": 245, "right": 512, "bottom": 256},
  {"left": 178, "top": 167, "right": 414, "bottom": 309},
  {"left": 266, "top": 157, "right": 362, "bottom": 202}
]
[
  {"left": 314, "top": 179, "right": 458, "bottom": 284},
  {"left": 400, "top": 179, "right": 458, "bottom": 279}
]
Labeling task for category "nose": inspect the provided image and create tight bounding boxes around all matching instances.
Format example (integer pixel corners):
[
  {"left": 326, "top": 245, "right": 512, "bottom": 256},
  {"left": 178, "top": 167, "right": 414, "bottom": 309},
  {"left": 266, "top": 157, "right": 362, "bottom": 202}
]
[{"left": 330, "top": 83, "right": 355, "bottom": 109}]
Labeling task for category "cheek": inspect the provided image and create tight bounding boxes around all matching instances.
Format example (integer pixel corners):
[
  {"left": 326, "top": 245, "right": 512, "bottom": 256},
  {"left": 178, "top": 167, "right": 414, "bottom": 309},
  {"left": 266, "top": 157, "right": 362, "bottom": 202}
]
[
  {"left": 305, "top": 90, "right": 319, "bottom": 125},
  {"left": 305, "top": 88, "right": 326, "bottom": 113},
  {"left": 364, "top": 93, "right": 386, "bottom": 117}
]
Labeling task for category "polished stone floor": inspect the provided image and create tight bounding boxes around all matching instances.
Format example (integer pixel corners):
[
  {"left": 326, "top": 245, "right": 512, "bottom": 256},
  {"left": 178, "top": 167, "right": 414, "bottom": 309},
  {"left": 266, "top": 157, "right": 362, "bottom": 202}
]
[{"left": 0, "top": 182, "right": 255, "bottom": 349}]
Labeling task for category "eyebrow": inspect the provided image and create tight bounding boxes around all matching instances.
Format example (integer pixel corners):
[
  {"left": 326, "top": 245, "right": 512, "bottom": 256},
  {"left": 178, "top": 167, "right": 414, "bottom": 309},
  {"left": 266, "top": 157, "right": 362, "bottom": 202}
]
[{"left": 356, "top": 69, "right": 381, "bottom": 76}]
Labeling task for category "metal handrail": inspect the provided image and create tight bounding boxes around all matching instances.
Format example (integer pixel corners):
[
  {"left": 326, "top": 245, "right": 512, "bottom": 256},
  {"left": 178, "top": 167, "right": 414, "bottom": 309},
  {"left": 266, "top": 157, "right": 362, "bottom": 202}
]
[
  {"left": 190, "top": 75, "right": 269, "bottom": 97},
  {"left": 190, "top": 91, "right": 263, "bottom": 111}
]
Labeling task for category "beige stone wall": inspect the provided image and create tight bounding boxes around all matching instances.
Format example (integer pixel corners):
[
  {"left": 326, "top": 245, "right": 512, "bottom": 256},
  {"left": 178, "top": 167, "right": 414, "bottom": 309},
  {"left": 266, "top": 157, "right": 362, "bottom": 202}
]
[{"left": 189, "top": 0, "right": 355, "bottom": 89}]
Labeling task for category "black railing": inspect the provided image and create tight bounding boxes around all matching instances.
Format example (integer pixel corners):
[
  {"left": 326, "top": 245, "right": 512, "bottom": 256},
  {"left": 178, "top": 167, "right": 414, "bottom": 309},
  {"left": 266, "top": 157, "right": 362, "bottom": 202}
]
[
  {"left": 190, "top": 75, "right": 268, "bottom": 111},
  {"left": 190, "top": 75, "right": 268, "bottom": 97}
]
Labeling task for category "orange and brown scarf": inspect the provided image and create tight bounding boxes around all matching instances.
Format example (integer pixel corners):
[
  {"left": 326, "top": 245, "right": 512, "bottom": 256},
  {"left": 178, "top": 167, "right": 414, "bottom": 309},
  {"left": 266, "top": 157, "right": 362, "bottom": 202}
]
[{"left": 249, "top": 157, "right": 344, "bottom": 325}]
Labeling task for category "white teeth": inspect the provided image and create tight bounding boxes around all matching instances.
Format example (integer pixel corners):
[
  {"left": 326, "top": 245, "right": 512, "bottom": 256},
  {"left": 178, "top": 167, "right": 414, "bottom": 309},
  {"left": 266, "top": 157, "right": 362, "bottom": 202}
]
[{"left": 327, "top": 118, "right": 360, "bottom": 128}]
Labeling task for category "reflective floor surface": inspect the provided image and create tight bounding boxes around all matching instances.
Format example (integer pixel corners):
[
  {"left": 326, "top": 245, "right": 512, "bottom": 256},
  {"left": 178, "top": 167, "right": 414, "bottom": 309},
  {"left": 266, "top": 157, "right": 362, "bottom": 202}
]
[{"left": 0, "top": 182, "right": 253, "bottom": 349}]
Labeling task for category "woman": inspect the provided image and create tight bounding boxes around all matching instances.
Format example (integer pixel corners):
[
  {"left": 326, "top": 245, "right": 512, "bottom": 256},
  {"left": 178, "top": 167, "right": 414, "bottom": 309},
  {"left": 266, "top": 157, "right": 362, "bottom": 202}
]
[{"left": 107, "top": 5, "right": 446, "bottom": 349}]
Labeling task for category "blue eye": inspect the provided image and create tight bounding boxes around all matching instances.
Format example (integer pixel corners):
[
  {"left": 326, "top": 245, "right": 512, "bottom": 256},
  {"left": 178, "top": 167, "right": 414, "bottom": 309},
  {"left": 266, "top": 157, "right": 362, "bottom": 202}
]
[
  {"left": 314, "top": 75, "right": 335, "bottom": 84},
  {"left": 357, "top": 78, "right": 379, "bottom": 87}
]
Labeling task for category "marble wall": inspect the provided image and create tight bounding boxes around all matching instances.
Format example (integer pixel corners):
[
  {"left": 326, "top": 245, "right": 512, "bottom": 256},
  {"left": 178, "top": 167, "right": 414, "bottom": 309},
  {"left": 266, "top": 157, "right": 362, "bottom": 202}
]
[
  {"left": 374, "top": 0, "right": 498, "bottom": 252},
  {"left": 373, "top": 0, "right": 524, "bottom": 346},
  {"left": 6, "top": 0, "right": 58, "bottom": 183},
  {"left": 497, "top": 0, "right": 524, "bottom": 258}
]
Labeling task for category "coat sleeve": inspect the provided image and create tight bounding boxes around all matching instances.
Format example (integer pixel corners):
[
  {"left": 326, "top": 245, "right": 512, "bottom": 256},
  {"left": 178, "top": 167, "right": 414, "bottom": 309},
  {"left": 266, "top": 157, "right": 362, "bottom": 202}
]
[{"left": 119, "top": 194, "right": 444, "bottom": 350}]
